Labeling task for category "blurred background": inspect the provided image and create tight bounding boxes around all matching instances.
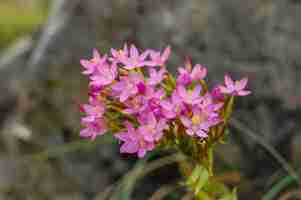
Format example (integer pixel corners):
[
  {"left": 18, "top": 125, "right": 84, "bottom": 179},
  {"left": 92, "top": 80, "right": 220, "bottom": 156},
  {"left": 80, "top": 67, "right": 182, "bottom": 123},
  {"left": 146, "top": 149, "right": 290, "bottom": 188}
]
[{"left": 0, "top": 0, "right": 301, "bottom": 199}]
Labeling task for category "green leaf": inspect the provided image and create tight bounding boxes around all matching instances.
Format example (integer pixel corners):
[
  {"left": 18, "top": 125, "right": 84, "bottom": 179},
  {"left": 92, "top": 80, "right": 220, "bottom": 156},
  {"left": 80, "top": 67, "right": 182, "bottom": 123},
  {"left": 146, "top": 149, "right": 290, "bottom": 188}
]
[
  {"left": 196, "top": 191, "right": 211, "bottom": 200},
  {"left": 204, "top": 180, "right": 230, "bottom": 197},
  {"left": 194, "top": 168, "right": 209, "bottom": 195},
  {"left": 262, "top": 175, "right": 297, "bottom": 200},
  {"left": 187, "top": 165, "right": 203, "bottom": 185},
  {"left": 187, "top": 165, "right": 209, "bottom": 196},
  {"left": 219, "top": 188, "right": 237, "bottom": 200}
]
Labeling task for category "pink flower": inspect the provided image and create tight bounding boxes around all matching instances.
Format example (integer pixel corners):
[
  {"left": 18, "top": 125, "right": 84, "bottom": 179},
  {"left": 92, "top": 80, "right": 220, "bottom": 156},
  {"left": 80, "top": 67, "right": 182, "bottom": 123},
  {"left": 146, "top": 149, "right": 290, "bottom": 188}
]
[
  {"left": 180, "top": 116, "right": 210, "bottom": 138},
  {"left": 144, "top": 87, "right": 166, "bottom": 115},
  {"left": 190, "top": 64, "right": 207, "bottom": 81},
  {"left": 177, "top": 85, "right": 202, "bottom": 105},
  {"left": 220, "top": 75, "right": 251, "bottom": 96},
  {"left": 80, "top": 118, "right": 107, "bottom": 140},
  {"left": 90, "top": 62, "right": 117, "bottom": 87},
  {"left": 198, "top": 93, "right": 224, "bottom": 112},
  {"left": 138, "top": 113, "right": 168, "bottom": 142},
  {"left": 123, "top": 95, "right": 146, "bottom": 115},
  {"left": 160, "top": 100, "right": 176, "bottom": 119},
  {"left": 147, "top": 46, "right": 171, "bottom": 67},
  {"left": 111, "top": 72, "right": 144, "bottom": 102},
  {"left": 177, "top": 60, "right": 207, "bottom": 85},
  {"left": 115, "top": 121, "right": 155, "bottom": 157},
  {"left": 180, "top": 98, "right": 222, "bottom": 138},
  {"left": 211, "top": 86, "right": 225, "bottom": 101},
  {"left": 118, "top": 44, "right": 149, "bottom": 69},
  {"left": 110, "top": 44, "right": 129, "bottom": 64},
  {"left": 88, "top": 85, "right": 103, "bottom": 98},
  {"left": 147, "top": 68, "right": 166, "bottom": 86},
  {"left": 80, "top": 48, "right": 107, "bottom": 75},
  {"left": 160, "top": 90, "right": 187, "bottom": 119},
  {"left": 80, "top": 98, "right": 105, "bottom": 123},
  {"left": 79, "top": 44, "right": 251, "bottom": 157},
  {"left": 177, "top": 68, "right": 191, "bottom": 86},
  {"left": 122, "top": 85, "right": 165, "bottom": 116}
]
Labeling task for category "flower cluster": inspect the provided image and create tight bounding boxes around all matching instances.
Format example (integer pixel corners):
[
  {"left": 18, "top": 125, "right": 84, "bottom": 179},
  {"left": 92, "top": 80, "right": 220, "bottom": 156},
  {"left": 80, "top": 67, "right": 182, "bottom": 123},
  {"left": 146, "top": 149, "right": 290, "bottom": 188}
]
[{"left": 80, "top": 44, "right": 250, "bottom": 158}]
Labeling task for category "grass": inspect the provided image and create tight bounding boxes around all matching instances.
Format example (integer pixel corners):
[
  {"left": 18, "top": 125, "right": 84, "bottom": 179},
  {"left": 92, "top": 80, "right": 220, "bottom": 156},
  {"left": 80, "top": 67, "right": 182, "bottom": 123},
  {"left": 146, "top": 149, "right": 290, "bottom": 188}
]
[{"left": 0, "top": 3, "right": 47, "bottom": 49}]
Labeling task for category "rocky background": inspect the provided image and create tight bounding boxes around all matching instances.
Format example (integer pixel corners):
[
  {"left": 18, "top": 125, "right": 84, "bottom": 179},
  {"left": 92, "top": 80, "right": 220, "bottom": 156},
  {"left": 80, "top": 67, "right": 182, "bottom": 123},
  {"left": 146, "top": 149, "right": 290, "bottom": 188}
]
[{"left": 0, "top": 0, "right": 301, "bottom": 199}]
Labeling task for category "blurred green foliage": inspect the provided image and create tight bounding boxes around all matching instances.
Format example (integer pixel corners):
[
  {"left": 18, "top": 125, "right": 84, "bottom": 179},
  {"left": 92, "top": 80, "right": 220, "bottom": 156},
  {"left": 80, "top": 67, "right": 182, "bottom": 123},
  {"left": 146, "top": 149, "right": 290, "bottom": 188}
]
[{"left": 0, "top": 2, "right": 47, "bottom": 49}]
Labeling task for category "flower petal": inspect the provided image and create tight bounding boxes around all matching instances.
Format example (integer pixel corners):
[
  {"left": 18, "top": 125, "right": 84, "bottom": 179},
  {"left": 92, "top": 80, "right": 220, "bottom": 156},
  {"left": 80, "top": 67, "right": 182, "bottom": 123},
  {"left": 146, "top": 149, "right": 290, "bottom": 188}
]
[
  {"left": 235, "top": 78, "right": 248, "bottom": 90},
  {"left": 130, "top": 44, "right": 139, "bottom": 58},
  {"left": 224, "top": 75, "right": 234, "bottom": 88}
]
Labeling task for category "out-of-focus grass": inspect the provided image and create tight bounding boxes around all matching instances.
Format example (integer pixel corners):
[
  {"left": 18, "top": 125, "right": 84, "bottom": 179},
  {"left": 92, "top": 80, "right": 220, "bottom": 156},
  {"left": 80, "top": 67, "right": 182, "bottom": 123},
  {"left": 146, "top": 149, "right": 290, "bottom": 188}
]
[{"left": 0, "top": 3, "right": 47, "bottom": 49}]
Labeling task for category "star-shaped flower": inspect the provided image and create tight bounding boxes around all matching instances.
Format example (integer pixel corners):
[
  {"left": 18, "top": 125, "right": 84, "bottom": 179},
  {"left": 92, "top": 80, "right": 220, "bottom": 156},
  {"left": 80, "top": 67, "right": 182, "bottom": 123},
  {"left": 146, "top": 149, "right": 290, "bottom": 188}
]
[{"left": 219, "top": 75, "right": 251, "bottom": 96}]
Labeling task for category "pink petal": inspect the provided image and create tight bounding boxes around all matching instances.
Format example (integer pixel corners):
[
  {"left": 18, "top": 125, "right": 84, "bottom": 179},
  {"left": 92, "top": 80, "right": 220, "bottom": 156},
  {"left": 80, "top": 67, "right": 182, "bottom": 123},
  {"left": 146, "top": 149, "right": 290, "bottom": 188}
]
[
  {"left": 235, "top": 78, "right": 248, "bottom": 90},
  {"left": 120, "top": 91, "right": 130, "bottom": 102},
  {"left": 112, "top": 81, "right": 124, "bottom": 92},
  {"left": 157, "top": 119, "right": 167, "bottom": 130},
  {"left": 130, "top": 44, "right": 139, "bottom": 58},
  {"left": 81, "top": 116, "right": 95, "bottom": 124},
  {"left": 146, "top": 142, "right": 155, "bottom": 151},
  {"left": 186, "top": 129, "right": 194, "bottom": 136},
  {"left": 121, "top": 142, "right": 139, "bottom": 154},
  {"left": 237, "top": 90, "right": 251, "bottom": 96},
  {"left": 140, "top": 50, "right": 150, "bottom": 60},
  {"left": 80, "top": 60, "right": 92, "bottom": 69},
  {"left": 148, "top": 113, "right": 157, "bottom": 126},
  {"left": 196, "top": 130, "right": 208, "bottom": 138},
  {"left": 80, "top": 128, "right": 90, "bottom": 138},
  {"left": 177, "top": 85, "right": 187, "bottom": 99},
  {"left": 138, "top": 149, "right": 147, "bottom": 157},
  {"left": 115, "top": 132, "right": 130, "bottom": 142},
  {"left": 93, "top": 48, "right": 101, "bottom": 60},
  {"left": 219, "top": 86, "right": 232, "bottom": 94},
  {"left": 191, "top": 64, "right": 207, "bottom": 80},
  {"left": 124, "top": 121, "right": 135, "bottom": 132},
  {"left": 161, "top": 46, "right": 171, "bottom": 62},
  {"left": 111, "top": 63, "right": 118, "bottom": 78},
  {"left": 123, "top": 43, "right": 129, "bottom": 55},
  {"left": 160, "top": 100, "right": 172, "bottom": 110},
  {"left": 110, "top": 48, "right": 118, "bottom": 57},
  {"left": 192, "top": 85, "right": 202, "bottom": 97},
  {"left": 224, "top": 75, "right": 234, "bottom": 88},
  {"left": 180, "top": 116, "right": 192, "bottom": 128}
]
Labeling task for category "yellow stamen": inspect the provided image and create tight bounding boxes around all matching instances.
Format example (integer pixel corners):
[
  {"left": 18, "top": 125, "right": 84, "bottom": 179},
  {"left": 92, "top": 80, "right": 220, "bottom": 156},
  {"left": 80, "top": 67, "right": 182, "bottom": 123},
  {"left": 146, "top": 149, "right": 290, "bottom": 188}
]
[{"left": 192, "top": 115, "right": 201, "bottom": 125}]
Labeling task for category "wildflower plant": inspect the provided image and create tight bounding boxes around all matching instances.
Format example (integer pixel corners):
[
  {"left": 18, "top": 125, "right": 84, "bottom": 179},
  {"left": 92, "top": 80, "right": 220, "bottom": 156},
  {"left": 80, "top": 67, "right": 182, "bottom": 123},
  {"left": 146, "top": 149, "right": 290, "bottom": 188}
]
[{"left": 80, "top": 44, "right": 250, "bottom": 199}]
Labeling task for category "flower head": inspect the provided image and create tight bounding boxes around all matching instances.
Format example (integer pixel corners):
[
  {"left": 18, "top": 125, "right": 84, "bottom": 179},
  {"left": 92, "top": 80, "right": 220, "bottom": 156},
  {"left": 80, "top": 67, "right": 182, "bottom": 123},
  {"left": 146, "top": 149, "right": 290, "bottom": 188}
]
[
  {"left": 80, "top": 118, "right": 107, "bottom": 140},
  {"left": 115, "top": 121, "right": 155, "bottom": 157},
  {"left": 90, "top": 62, "right": 117, "bottom": 87},
  {"left": 80, "top": 44, "right": 250, "bottom": 158},
  {"left": 80, "top": 48, "right": 107, "bottom": 75},
  {"left": 110, "top": 44, "right": 129, "bottom": 64},
  {"left": 138, "top": 113, "right": 168, "bottom": 142},
  {"left": 147, "top": 46, "right": 171, "bottom": 67},
  {"left": 211, "top": 85, "right": 225, "bottom": 101},
  {"left": 180, "top": 116, "right": 210, "bottom": 138},
  {"left": 118, "top": 44, "right": 149, "bottom": 69},
  {"left": 220, "top": 75, "right": 251, "bottom": 96},
  {"left": 147, "top": 68, "right": 166, "bottom": 86},
  {"left": 177, "top": 85, "right": 202, "bottom": 105},
  {"left": 160, "top": 90, "right": 187, "bottom": 119},
  {"left": 80, "top": 98, "right": 105, "bottom": 123},
  {"left": 111, "top": 72, "right": 144, "bottom": 102},
  {"left": 177, "top": 60, "right": 207, "bottom": 86}
]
